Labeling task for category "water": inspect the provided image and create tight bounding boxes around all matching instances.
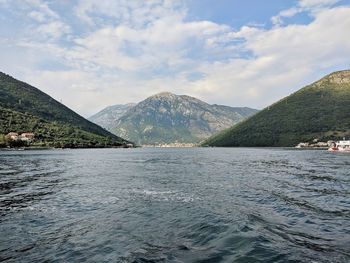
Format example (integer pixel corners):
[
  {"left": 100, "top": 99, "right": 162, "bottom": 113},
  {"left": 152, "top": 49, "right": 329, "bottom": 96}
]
[{"left": 0, "top": 148, "right": 349, "bottom": 263}]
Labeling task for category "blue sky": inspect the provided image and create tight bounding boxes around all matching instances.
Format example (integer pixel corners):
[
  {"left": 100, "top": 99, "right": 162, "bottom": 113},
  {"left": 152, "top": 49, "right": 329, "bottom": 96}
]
[
  {"left": 187, "top": 0, "right": 300, "bottom": 26},
  {"left": 0, "top": 0, "right": 350, "bottom": 116}
]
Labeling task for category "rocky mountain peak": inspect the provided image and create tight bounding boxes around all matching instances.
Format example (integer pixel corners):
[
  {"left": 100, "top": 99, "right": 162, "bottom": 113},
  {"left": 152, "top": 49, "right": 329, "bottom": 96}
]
[
  {"left": 89, "top": 92, "right": 258, "bottom": 145},
  {"left": 151, "top": 92, "right": 176, "bottom": 98},
  {"left": 315, "top": 69, "right": 350, "bottom": 86}
]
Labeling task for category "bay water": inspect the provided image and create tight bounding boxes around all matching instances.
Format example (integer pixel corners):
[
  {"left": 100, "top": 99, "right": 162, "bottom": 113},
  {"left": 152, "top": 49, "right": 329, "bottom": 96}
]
[{"left": 0, "top": 148, "right": 349, "bottom": 262}]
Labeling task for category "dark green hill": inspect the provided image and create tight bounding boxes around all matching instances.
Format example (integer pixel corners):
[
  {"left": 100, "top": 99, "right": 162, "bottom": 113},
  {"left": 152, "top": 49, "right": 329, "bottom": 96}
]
[
  {"left": 0, "top": 72, "right": 130, "bottom": 148},
  {"left": 203, "top": 70, "right": 350, "bottom": 147}
]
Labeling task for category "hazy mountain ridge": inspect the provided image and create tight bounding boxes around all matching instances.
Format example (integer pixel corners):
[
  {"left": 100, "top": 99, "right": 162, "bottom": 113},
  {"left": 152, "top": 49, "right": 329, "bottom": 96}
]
[
  {"left": 103, "top": 92, "right": 258, "bottom": 145},
  {"left": 0, "top": 72, "right": 129, "bottom": 147},
  {"left": 203, "top": 70, "right": 350, "bottom": 147},
  {"left": 89, "top": 103, "right": 136, "bottom": 131}
]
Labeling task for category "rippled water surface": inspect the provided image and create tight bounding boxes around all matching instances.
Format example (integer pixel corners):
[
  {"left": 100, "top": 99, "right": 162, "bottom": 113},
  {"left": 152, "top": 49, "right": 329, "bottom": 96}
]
[{"left": 0, "top": 148, "right": 349, "bottom": 262}]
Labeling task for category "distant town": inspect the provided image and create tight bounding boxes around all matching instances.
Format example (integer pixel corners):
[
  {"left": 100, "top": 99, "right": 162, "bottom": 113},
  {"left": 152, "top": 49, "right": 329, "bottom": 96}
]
[
  {"left": 142, "top": 142, "right": 196, "bottom": 148},
  {"left": 0, "top": 132, "right": 35, "bottom": 148},
  {"left": 6, "top": 132, "right": 35, "bottom": 142}
]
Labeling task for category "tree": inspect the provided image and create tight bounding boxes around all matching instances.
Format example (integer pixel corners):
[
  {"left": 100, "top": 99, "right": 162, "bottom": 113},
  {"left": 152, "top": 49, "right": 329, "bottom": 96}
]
[{"left": 0, "top": 134, "right": 7, "bottom": 148}]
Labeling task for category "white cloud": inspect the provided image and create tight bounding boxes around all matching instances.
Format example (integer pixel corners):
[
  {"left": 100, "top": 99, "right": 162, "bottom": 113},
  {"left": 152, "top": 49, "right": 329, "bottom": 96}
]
[
  {"left": 36, "top": 21, "right": 71, "bottom": 40},
  {"left": 1, "top": 0, "right": 350, "bottom": 117},
  {"left": 17, "top": 0, "right": 71, "bottom": 41},
  {"left": 68, "top": 17, "right": 231, "bottom": 72},
  {"left": 75, "top": 0, "right": 186, "bottom": 28},
  {"left": 299, "top": 0, "right": 340, "bottom": 9},
  {"left": 28, "top": 10, "right": 46, "bottom": 22},
  {"left": 193, "top": 6, "right": 350, "bottom": 107},
  {"left": 24, "top": 0, "right": 59, "bottom": 20},
  {"left": 271, "top": 7, "right": 300, "bottom": 25},
  {"left": 271, "top": 0, "right": 341, "bottom": 25}
]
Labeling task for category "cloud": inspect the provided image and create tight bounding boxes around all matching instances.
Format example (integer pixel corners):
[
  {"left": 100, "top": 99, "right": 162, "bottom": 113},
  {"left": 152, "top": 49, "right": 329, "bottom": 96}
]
[
  {"left": 271, "top": 0, "right": 341, "bottom": 25},
  {"left": 24, "top": 0, "right": 59, "bottom": 20},
  {"left": 68, "top": 17, "right": 231, "bottom": 73},
  {"left": 271, "top": 8, "right": 300, "bottom": 25},
  {"left": 15, "top": 0, "right": 71, "bottom": 41},
  {"left": 193, "top": 5, "right": 350, "bottom": 107},
  {"left": 299, "top": 0, "right": 340, "bottom": 9},
  {"left": 1, "top": 0, "right": 350, "bottom": 117},
  {"left": 36, "top": 21, "right": 71, "bottom": 40},
  {"left": 75, "top": 0, "right": 186, "bottom": 28},
  {"left": 28, "top": 10, "right": 46, "bottom": 22}
]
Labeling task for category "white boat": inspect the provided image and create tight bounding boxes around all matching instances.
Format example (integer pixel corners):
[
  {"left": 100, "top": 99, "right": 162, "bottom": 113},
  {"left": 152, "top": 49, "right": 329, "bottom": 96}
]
[{"left": 328, "top": 140, "right": 350, "bottom": 152}]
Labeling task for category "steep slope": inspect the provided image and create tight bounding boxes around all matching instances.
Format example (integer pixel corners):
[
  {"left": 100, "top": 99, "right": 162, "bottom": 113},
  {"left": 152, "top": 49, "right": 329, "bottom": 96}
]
[
  {"left": 0, "top": 72, "right": 129, "bottom": 147},
  {"left": 88, "top": 103, "right": 136, "bottom": 131},
  {"left": 110, "top": 92, "right": 258, "bottom": 145},
  {"left": 203, "top": 70, "right": 350, "bottom": 147}
]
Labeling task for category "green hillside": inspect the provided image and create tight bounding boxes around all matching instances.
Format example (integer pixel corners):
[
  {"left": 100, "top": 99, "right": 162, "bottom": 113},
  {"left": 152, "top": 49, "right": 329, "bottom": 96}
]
[
  {"left": 202, "top": 70, "right": 350, "bottom": 147},
  {"left": 0, "top": 72, "right": 130, "bottom": 148}
]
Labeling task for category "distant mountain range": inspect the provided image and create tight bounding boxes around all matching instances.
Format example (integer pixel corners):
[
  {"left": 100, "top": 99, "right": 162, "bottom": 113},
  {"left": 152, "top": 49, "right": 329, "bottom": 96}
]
[
  {"left": 203, "top": 70, "right": 350, "bottom": 147},
  {"left": 0, "top": 72, "right": 129, "bottom": 148},
  {"left": 89, "top": 92, "right": 258, "bottom": 145},
  {"left": 3, "top": 69, "right": 346, "bottom": 148}
]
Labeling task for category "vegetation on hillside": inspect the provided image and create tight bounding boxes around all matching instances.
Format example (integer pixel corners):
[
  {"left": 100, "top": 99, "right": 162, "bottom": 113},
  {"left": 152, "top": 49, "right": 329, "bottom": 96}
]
[
  {"left": 0, "top": 107, "right": 123, "bottom": 148},
  {"left": 203, "top": 70, "right": 350, "bottom": 147},
  {"left": 0, "top": 72, "right": 130, "bottom": 148}
]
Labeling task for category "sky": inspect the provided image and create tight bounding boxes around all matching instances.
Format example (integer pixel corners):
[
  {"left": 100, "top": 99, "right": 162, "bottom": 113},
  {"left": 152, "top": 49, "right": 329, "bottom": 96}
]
[{"left": 0, "top": 0, "right": 350, "bottom": 117}]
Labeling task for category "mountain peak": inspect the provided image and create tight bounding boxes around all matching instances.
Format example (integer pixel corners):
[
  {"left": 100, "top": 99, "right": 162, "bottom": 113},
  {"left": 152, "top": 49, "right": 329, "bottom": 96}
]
[
  {"left": 110, "top": 93, "right": 258, "bottom": 145},
  {"left": 315, "top": 69, "right": 350, "bottom": 86},
  {"left": 152, "top": 92, "right": 176, "bottom": 98}
]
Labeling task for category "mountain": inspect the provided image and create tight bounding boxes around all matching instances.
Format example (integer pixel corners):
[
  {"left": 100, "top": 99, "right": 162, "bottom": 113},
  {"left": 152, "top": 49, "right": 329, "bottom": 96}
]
[
  {"left": 88, "top": 103, "right": 136, "bottom": 131},
  {"left": 106, "top": 92, "right": 257, "bottom": 145},
  {"left": 0, "top": 72, "right": 130, "bottom": 148},
  {"left": 203, "top": 70, "right": 350, "bottom": 147}
]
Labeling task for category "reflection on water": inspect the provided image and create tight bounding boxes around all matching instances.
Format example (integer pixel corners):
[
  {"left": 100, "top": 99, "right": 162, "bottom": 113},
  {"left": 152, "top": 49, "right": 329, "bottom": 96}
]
[{"left": 0, "top": 148, "right": 349, "bottom": 263}]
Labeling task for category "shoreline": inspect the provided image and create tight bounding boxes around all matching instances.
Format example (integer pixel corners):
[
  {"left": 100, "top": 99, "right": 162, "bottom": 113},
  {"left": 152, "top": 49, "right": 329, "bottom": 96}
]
[
  {"left": 0, "top": 146, "right": 333, "bottom": 151},
  {"left": 0, "top": 145, "right": 136, "bottom": 151}
]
